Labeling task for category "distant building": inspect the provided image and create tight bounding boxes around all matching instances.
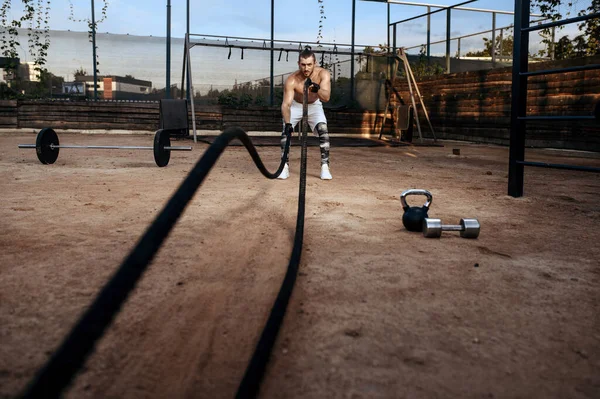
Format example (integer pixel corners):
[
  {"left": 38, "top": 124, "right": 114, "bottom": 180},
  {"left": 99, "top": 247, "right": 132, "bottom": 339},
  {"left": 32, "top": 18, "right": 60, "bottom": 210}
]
[
  {"left": 74, "top": 75, "right": 152, "bottom": 100},
  {"left": 0, "top": 59, "right": 41, "bottom": 84},
  {"left": 62, "top": 81, "right": 86, "bottom": 96}
]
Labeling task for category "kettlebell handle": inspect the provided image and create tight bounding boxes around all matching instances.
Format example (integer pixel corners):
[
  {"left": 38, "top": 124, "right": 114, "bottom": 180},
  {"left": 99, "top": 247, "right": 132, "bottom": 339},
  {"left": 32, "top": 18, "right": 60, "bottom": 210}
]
[{"left": 400, "top": 189, "right": 432, "bottom": 210}]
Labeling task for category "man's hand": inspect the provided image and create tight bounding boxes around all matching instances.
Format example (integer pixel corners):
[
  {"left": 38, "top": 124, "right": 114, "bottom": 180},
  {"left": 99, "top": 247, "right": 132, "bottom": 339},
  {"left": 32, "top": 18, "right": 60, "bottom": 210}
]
[
  {"left": 304, "top": 78, "right": 320, "bottom": 92},
  {"left": 284, "top": 123, "right": 294, "bottom": 137}
]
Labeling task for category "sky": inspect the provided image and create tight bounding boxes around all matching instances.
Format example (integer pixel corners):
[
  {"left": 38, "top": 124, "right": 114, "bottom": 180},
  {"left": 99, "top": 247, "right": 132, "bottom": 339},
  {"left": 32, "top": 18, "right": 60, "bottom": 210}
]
[
  {"left": 3, "top": 0, "right": 592, "bottom": 90},
  {"left": 4, "top": 0, "right": 590, "bottom": 49}
]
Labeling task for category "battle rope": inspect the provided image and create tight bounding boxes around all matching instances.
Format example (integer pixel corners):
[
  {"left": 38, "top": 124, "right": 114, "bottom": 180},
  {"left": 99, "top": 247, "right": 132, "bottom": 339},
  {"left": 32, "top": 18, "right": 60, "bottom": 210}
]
[
  {"left": 20, "top": 127, "right": 294, "bottom": 398},
  {"left": 235, "top": 81, "right": 310, "bottom": 399}
]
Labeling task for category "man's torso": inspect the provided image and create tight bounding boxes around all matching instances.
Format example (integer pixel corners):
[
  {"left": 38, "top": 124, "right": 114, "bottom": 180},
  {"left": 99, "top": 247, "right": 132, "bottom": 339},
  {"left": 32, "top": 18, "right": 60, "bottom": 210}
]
[{"left": 291, "top": 67, "right": 325, "bottom": 104}]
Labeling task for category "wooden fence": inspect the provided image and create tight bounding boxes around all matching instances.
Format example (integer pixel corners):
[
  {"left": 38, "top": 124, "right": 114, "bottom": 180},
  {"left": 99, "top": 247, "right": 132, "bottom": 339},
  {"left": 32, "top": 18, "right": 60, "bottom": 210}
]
[
  {"left": 1, "top": 58, "right": 598, "bottom": 151},
  {"left": 389, "top": 57, "right": 600, "bottom": 150}
]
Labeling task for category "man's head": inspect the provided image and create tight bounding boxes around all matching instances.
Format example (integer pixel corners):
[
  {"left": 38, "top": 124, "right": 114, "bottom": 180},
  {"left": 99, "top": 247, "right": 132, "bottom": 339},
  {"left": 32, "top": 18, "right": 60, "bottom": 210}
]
[{"left": 298, "top": 48, "right": 316, "bottom": 78}]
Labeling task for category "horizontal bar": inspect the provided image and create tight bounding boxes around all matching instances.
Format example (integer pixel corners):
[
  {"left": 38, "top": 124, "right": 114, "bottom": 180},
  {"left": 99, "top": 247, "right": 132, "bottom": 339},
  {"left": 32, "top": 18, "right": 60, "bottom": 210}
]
[
  {"left": 362, "top": 0, "right": 542, "bottom": 16},
  {"left": 189, "top": 33, "right": 374, "bottom": 50},
  {"left": 54, "top": 145, "right": 155, "bottom": 150},
  {"left": 518, "top": 115, "right": 596, "bottom": 121},
  {"left": 523, "top": 12, "right": 600, "bottom": 32},
  {"left": 189, "top": 41, "right": 362, "bottom": 56},
  {"left": 164, "top": 146, "right": 192, "bottom": 151},
  {"left": 402, "top": 17, "right": 548, "bottom": 51},
  {"left": 18, "top": 144, "right": 192, "bottom": 151},
  {"left": 441, "top": 225, "right": 463, "bottom": 231},
  {"left": 517, "top": 161, "right": 600, "bottom": 173},
  {"left": 391, "top": 0, "right": 477, "bottom": 25},
  {"left": 522, "top": 64, "right": 600, "bottom": 77}
]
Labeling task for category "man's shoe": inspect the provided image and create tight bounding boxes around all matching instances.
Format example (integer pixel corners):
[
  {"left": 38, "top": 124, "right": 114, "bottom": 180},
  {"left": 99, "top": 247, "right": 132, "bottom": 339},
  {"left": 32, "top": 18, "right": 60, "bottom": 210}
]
[
  {"left": 320, "top": 164, "right": 332, "bottom": 180},
  {"left": 277, "top": 163, "right": 290, "bottom": 179}
]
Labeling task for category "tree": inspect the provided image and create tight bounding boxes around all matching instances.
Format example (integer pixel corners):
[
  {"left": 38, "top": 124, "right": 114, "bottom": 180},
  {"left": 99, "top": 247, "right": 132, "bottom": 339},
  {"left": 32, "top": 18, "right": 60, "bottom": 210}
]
[
  {"left": 73, "top": 67, "right": 88, "bottom": 78},
  {"left": 465, "top": 31, "right": 514, "bottom": 58},
  {"left": 532, "top": 0, "right": 600, "bottom": 58},
  {"left": 577, "top": 0, "right": 600, "bottom": 56},
  {"left": 0, "top": 0, "right": 51, "bottom": 75},
  {"left": 68, "top": 0, "right": 110, "bottom": 75}
]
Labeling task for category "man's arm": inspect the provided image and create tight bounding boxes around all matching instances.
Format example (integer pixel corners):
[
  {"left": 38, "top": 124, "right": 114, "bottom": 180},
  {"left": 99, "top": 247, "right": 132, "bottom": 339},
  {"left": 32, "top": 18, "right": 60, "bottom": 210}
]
[
  {"left": 317, "top": 69, "right": 331, "bottom": 103},
  {"left": 281, "top": 77, "right": 295, "bottom": 124}
]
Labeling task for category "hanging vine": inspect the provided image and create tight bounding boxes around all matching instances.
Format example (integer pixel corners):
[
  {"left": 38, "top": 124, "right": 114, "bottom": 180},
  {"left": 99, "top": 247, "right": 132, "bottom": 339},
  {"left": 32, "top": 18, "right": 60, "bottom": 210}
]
[
  {"left": 0, "top": 0, "right": 51, "bottom": 74},
  {"left": 68, "top": 0, "right": 109, "bottom": 74},
  {"left": 315, "top": 0, "right": 338, "bottom": 79},
  {"left": 316, "top": 0, "right": 325, "bottom": 45}
]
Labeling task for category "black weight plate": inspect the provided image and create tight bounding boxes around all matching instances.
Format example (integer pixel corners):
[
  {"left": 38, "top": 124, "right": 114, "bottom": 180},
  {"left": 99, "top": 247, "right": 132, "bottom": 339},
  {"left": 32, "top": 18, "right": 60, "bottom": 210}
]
[
  {"left": 36, "top": 128, "right": 59, "bottom": 164},
  {"left": 595, "top": 101, "right": 600, "bottom": 121},
  {"left": 153, "top": 129, "right": 171, "bottom": 167}
]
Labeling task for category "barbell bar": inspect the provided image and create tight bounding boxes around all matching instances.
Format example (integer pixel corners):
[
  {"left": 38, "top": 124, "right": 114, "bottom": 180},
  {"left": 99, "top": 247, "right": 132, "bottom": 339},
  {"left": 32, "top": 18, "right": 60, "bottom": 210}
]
[
  {"left": 18, "top": 128, "right": 192, "bottom": 167},
  {"left": 18, "top": 144, "right": 192, "bottom": 150},
  {"left": 423, "top": 218, "right": 480, "bottom": 239}
]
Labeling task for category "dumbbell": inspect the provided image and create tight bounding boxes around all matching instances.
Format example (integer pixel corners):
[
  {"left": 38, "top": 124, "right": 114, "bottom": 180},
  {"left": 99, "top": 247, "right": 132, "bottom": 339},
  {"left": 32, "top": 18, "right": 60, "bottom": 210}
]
[{"left": 422, "top": 218, "right": 480, "bottom": 238}]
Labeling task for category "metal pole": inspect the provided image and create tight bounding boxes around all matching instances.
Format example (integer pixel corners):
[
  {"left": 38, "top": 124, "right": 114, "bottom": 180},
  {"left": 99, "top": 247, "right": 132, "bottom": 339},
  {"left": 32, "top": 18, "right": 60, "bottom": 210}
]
[
  {"left": 550, "top": 26, "right": 555, "bottom": 60},
  {"left": 393, "top": 24, "right": 397, "bottom": 55},
  {"left": 18, "top": 144, "right": 192, "bottom": 151},
  {"left": 457, "top": 38, "right": 461, "bottom": 58},
  {"left": 491, "top": 12, "right": 496, "bottom": 66},
  {"left": 387, "top": 3, "right": 391, "bottom": 79},
  {"left": 508, "top": 0, "right": 530, "bottom": 197},
  {"left": 186, "top": 0, "right": 191, "bottom": 102},
  {"left": 351, "top": 0, "right": 356, "bottom": 103},
  {"left": 166, "top": 0, "right": 171, "bottom": 99},
  {"left": 91, "top": 0, "right": 98, "bottom": 101},
  {"left": 427, "top": 6, "right": 431, "bottom": 61},
  {"left": 499, "top": 28, "right": 503, "bottom": 61},
  {"left": 387, "top": 3, "right": 390, "bottom": 50},
  {"left": 445, "top": 8, "right": 451, "bottom": 73},
  {"left": 270, "top": 0, "right": 274, "bottom": 106}
]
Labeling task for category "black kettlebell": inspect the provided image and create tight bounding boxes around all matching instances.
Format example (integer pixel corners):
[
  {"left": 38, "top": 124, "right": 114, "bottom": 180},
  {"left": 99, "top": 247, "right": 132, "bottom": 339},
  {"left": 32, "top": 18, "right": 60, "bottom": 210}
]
[{"left": 400, "top": 189, "right": 433, "bottom": 232}]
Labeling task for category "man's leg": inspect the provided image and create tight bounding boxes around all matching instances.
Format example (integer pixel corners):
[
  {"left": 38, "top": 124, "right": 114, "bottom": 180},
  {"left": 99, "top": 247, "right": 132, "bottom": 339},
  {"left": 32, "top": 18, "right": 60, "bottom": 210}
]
[
  {"left": 278, "top": 102, "right": 302, "bottom": 179},
  {"left": 280, "top": 123, "right": 291, "bottom": 163},
  {"left": 315, "top": 122, "right": 332, "bottom": 179}
]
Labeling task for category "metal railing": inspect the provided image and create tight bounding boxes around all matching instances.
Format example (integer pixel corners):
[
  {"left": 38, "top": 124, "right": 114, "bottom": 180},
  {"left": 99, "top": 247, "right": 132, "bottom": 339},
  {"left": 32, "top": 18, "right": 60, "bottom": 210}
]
[{"left": 508, "top": 0, "right": 600, "bottom": 197}]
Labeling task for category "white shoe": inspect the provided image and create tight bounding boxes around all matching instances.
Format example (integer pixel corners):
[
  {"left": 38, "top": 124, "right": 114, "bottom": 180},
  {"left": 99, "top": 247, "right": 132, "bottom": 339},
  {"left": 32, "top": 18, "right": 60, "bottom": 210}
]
[
  {"left": 320, "top": 164, "right": 332, "bottom": 180},
  {"left": 277, "top": 163, "right": 289, "bottom": 179}
]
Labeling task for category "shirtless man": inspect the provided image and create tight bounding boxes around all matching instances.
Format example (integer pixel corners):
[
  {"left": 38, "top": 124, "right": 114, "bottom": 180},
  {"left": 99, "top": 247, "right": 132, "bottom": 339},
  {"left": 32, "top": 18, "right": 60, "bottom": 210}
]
[{"left": 277, "top": 47, "right": 332, "bottom": 180}]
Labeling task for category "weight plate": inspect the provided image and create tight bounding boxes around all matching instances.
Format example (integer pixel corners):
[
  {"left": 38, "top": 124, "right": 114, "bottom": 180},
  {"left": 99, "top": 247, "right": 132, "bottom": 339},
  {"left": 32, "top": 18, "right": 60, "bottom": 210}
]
[
  {"left": 153, "top": 129, "right": 171, "bottom": 167},
  {"left": 36, "top": 128, "right": 59, "bottom": 164}
]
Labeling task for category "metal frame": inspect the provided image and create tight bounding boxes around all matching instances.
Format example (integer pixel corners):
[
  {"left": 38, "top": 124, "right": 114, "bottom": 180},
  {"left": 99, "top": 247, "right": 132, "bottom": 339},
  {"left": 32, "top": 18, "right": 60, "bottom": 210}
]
[
  {"left": 508, "top": 0, "right": 600, "bottom": 197},
  {"left": 364, "top": 0, "right": 540, "bottom": 73},
  {"left": 182, "top": 0, "right": 365, "bottom": 105}
]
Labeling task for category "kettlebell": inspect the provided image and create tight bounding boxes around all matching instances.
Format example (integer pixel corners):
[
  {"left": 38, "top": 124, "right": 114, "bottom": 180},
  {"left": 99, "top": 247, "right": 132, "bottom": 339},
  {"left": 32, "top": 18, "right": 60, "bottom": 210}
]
[{"left": 400, "top": 189, "right": 433, "bottom": 232}]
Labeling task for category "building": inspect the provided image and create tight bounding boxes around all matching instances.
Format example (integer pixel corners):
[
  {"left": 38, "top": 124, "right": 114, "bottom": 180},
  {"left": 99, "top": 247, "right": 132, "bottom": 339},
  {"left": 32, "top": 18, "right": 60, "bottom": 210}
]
[{"left": 74, "top": 75, "right": 153, "bottom": 100}]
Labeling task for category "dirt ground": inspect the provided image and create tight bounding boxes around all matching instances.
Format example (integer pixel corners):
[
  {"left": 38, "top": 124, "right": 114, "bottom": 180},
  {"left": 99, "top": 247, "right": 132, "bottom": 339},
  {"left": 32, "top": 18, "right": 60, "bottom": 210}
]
[{"left": 0, "top": 130, "right": 599, "bottom": 399}]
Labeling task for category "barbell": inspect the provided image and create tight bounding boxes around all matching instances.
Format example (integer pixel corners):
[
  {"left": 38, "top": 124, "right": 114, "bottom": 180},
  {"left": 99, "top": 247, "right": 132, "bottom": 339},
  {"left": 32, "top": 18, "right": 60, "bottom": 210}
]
[
  {"left": 423, "top": 218, "right": 480, "bottom": 239},
  {"left": 18, "top": 128, "right": 192, "bottom": 167}
]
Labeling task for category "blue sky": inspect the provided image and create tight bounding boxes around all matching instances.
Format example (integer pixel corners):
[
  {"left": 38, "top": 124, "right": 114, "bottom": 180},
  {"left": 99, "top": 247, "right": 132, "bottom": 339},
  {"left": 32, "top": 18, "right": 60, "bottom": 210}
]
[
  {"left": 4, "top": 0, "right": 591, "bottom": 88},
  {"left": 6, "top": 0, "right": 590, "bottom": 49}
]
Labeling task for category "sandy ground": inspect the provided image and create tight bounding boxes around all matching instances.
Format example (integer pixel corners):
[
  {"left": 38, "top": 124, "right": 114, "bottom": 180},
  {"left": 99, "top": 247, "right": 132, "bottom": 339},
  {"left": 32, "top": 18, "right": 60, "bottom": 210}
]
[{"left": 0, "top": 130, "right": 599, "bottom": 399}]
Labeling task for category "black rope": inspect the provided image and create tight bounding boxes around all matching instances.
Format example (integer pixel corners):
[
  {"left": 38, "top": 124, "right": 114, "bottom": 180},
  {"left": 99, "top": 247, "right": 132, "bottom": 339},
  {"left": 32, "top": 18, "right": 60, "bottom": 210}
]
[
  {"left": 20, "top": 129, "right": 293, "bottom": 399},
  {"left": 235, "top": 77, "right": 311, "bottom": 399}
]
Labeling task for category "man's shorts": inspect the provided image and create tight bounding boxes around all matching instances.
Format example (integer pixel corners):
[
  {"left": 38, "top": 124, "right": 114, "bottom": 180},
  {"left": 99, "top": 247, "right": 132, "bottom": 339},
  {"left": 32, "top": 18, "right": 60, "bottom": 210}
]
[{"left": 285, "top": 99, "right": 328, "bottom": 132}]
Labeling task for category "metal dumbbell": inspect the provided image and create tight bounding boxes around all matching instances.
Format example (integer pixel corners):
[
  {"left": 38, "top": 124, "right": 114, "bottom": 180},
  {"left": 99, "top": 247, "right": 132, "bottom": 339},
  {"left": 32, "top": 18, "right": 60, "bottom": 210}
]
[{"left": 423, "top": 218, "right": 480, "bottom": 238}]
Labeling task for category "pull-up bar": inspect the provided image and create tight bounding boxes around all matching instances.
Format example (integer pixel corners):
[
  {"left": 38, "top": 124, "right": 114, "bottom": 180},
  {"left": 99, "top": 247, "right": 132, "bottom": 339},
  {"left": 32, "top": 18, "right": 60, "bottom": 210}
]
[
  {"left": 390, "top": 0, "right": 477, "bottom": 25},
  {"left": 362, "top": 0, "right": 540, "bottom": 17}
]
